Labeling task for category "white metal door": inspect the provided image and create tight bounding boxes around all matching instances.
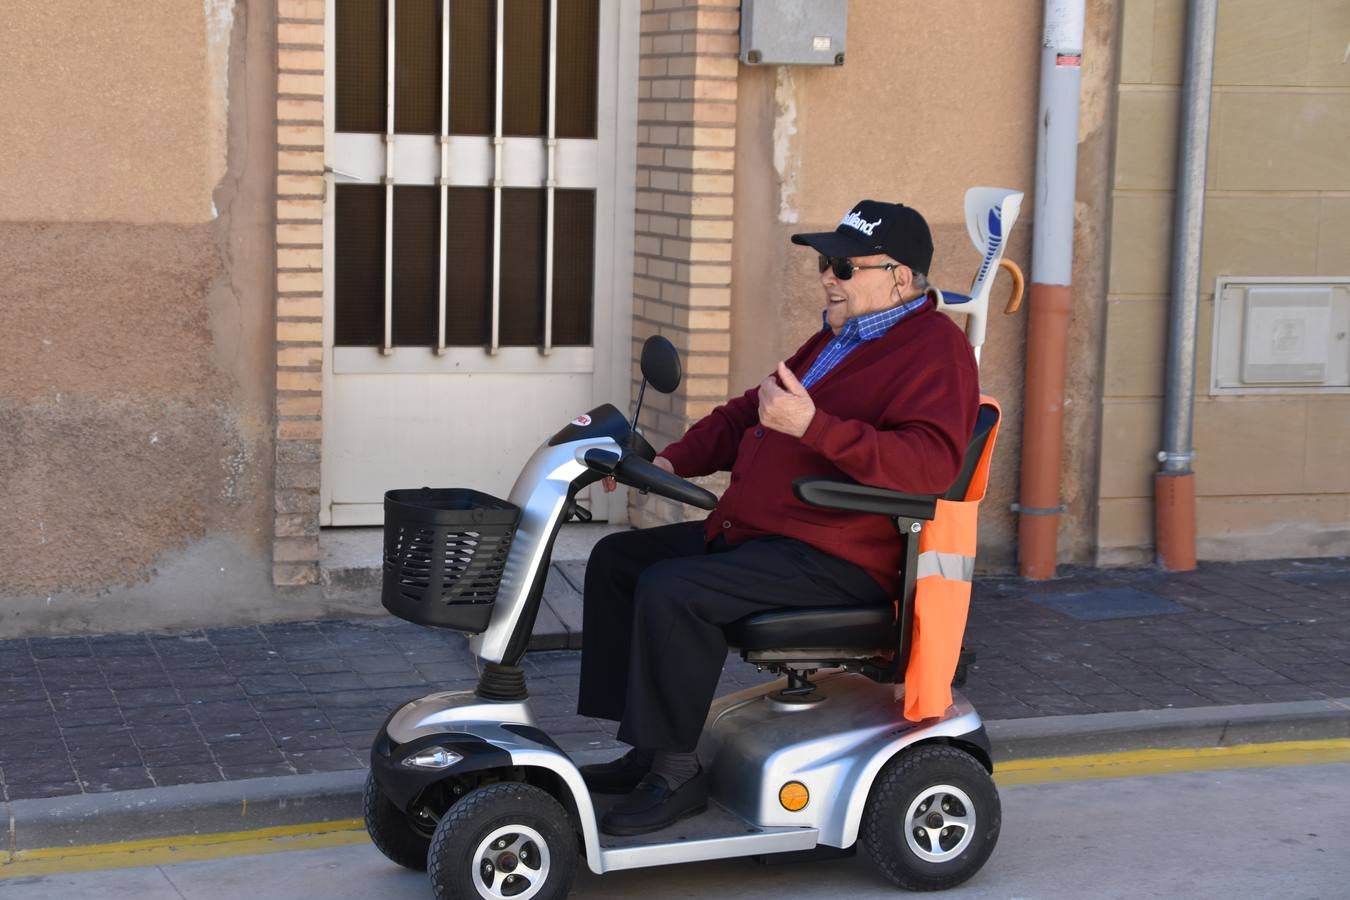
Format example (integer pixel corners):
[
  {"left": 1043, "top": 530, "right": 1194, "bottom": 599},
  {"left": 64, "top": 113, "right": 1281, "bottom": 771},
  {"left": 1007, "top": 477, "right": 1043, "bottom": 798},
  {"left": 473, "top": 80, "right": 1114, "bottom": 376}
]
[{"left": 321, "top": 0, "right": 633, "bottom": 525}]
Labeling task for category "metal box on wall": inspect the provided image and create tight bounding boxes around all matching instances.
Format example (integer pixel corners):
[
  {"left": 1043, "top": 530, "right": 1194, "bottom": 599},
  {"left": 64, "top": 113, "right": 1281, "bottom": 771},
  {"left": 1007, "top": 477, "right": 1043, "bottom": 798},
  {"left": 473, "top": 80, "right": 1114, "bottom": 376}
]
[
  {"left": 739, "top": 0, "right": 848, "bottom": 66},
  {"left": 1211, "top": 277, "right": 1350, "bottom": 394}
]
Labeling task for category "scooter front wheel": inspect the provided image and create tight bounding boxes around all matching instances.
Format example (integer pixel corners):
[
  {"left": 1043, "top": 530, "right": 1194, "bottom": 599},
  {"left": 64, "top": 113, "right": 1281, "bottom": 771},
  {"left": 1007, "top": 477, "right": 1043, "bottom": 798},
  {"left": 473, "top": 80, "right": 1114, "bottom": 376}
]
[
  {"left": 860, "top": 743, "right": 1001, "bottom": 891},
  {"left": 428, "top": 781, "right": 578, "bottom": 900},
  {"left": 364, "top": 771, "right": 432, "bottom": 871}
]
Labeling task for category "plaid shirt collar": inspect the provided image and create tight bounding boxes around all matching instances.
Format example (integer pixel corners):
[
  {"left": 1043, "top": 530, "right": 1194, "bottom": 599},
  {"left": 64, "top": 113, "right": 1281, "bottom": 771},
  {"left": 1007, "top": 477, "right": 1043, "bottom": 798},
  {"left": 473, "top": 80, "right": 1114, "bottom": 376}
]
[
  {"left": 801, "top": 292, "right": 931, "bottom": 389},
  {"left": 819, "top": 291, "right": 931, "bottom": 341}
]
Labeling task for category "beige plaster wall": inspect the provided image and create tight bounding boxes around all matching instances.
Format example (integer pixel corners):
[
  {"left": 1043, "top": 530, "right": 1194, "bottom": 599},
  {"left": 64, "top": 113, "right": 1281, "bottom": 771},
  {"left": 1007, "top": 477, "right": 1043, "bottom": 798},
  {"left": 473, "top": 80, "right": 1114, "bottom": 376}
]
[
  {"left": 0, "top": 1, "right": 283, "bottom": 635},
  {"left": 1098, "top": 0, "right": 1350, "bottom": 565},
  {"left": 0, "top": 1, "right": 234, "bottom": 224},
  {"left": 732, "top": 0, "right": 1120, "bottom": 568}
]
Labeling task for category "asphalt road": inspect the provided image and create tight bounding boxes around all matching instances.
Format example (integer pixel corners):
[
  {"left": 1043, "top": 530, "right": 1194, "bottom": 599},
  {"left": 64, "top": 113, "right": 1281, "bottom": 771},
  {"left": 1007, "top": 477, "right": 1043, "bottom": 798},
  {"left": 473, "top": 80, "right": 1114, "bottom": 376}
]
[{"left": 3, "top": 762, "right": 1347, "bottom": 899}]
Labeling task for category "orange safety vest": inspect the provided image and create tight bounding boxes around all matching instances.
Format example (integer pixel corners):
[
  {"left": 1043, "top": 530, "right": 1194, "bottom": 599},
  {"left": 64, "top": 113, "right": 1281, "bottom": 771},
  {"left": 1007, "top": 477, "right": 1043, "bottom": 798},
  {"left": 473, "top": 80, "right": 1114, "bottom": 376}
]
[{"left": 901, "top": 396, "right": 1001, "bottom": 721}]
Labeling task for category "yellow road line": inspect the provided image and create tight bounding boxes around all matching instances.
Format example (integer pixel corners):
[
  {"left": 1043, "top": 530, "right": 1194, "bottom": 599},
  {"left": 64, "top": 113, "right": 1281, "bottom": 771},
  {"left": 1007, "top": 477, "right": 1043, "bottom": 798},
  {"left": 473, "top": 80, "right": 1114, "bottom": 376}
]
[
  {"left": 4, "top": 740, "right": 1348, "bottom": 878},
  {"left": 994, "top": 738, "right": 1350, "bottom": 785},
  {"left": 0, "top": 819, "right": 367, "bottom": 879}
]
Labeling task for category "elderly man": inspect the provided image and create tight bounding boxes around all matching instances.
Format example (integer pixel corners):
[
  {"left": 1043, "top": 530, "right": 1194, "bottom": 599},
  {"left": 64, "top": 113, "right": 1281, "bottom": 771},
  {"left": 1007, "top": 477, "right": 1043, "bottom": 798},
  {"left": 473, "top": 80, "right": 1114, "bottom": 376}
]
[{"left": 577, "top": 200, "right": 980, "bottom": 836}]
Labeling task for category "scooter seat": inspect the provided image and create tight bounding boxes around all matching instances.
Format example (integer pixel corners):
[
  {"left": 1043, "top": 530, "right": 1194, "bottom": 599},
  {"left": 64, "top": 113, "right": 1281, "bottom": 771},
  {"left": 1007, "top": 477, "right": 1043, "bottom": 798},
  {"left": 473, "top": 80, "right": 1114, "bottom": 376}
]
[{"left": 725, "top": 604, "right": 894, "bottom": 652}]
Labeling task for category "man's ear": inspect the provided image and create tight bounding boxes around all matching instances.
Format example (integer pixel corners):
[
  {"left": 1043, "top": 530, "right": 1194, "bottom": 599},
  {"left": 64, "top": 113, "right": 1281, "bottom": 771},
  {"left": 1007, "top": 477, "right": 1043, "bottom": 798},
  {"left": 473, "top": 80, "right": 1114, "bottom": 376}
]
[{"left": 892, "top": 263, "right": 914, "bottom": 296}]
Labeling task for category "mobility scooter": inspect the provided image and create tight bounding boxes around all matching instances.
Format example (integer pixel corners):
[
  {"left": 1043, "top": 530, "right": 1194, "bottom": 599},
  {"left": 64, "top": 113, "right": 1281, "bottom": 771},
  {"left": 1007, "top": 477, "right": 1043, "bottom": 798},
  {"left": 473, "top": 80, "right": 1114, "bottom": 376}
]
[{"left": 364, "top": 188, "right": 1025, "bottom": 899}]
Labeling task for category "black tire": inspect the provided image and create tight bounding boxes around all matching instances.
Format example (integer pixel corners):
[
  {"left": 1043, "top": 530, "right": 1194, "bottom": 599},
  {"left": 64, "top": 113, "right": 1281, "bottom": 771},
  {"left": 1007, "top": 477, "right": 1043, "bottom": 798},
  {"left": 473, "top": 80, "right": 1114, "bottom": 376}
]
[
  {"left": 860, "top": 744, "right": 1001, "bottom": 891},
  {"left": 428, "top": 781, "right": 578, "bottom": 900},
  {"left": 364, "top": 771, "right": 432, "bottom": 872}
]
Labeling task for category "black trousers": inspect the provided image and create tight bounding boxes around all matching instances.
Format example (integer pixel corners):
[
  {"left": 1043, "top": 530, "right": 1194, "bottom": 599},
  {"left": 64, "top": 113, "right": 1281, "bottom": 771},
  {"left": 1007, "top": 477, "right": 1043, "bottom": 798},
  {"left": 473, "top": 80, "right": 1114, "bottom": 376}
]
[{"left": 576, "top": 521, "right": 890, "bottom": 752}]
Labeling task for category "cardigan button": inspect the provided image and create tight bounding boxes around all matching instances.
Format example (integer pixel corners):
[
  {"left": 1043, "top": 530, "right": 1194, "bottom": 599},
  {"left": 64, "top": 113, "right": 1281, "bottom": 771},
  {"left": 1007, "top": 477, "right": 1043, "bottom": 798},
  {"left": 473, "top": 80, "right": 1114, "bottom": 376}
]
[
  {"left": 754, "top": 427, "right": 765, "bottom": 438},
  {"left": 721, "top": 520, "right": 732, "bottom": 530}
]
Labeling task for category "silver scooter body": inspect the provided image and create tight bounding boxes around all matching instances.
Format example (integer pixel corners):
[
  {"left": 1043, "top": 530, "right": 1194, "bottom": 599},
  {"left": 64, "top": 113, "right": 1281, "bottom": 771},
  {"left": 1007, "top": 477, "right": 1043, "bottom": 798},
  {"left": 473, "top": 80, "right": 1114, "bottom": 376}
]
[
  {"left": 382, "top": 432, "right": 990, "bottom": 875},
  {"left": 468, "top": 433, "right": 620, "bottom": 664}
]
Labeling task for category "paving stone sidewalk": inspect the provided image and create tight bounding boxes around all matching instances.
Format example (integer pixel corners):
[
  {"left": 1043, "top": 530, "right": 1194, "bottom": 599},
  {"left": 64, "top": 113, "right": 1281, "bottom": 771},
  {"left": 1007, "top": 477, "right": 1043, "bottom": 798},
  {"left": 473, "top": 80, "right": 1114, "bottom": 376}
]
[{"left": 1, "top": 556, "right": 1347, "bottom": 803}]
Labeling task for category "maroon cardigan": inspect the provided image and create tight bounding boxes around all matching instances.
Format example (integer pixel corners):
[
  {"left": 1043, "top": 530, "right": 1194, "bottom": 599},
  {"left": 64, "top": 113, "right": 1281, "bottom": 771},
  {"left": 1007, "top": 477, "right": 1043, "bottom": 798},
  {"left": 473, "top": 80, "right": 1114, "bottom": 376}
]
[{"left": 659, "top": 301, "right": 980, "bottom": 595}]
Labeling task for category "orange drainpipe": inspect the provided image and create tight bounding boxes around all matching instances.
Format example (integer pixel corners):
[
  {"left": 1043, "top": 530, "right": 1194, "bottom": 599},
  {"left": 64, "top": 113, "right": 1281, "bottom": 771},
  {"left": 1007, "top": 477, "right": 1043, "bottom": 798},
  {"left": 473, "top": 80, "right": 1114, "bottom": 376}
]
[
  {"left": 1018, "top": 285, "right": 1072, "bottom": 579},
  {"left": 1018, "top": 0, "right": 1084, "bottom": 579},
  {"left": 1155, "top": 471, "right": 1197, "bottom": 570}
]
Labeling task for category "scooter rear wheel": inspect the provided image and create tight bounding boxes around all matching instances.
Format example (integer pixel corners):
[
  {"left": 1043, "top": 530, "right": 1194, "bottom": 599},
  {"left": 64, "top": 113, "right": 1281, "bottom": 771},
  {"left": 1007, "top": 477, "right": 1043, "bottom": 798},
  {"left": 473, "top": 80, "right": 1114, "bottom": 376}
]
[
  {"left": 363, "top": 771, "right": 432, "bottom": 871},
  {"left": 860, "top": 743, "right": 1001, "bottom": 891},
  {"left": 428, "top": 781, "right": 578, "bottom": 900}
]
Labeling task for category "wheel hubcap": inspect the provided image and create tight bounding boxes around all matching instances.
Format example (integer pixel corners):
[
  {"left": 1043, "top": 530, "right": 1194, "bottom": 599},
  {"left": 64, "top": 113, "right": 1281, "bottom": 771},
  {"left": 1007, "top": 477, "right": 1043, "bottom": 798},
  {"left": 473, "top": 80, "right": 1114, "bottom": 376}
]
[
  {"left": 904, "top": 784, "right": 976, "bottom": 863},
  {"left": 471, "top": 824, "right": 551, "bottom": 900}
]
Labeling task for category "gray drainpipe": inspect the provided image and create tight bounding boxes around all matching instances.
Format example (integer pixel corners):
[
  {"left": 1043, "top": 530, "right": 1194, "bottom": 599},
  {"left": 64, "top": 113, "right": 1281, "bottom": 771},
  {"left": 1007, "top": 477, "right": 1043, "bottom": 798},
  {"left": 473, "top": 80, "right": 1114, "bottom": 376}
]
[{"left": 1155, "top": 0, "right": 1218, "bottom": 571}]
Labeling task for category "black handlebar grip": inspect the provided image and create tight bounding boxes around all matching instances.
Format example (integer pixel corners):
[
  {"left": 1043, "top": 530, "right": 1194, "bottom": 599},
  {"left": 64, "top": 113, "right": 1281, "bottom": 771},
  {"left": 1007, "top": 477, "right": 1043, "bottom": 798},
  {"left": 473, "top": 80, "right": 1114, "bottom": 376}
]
[
  {"left": 581, "top": 448, "right": 621, "bottom": 474},
  {"left": 614, "top": 456, "right": 718, "bottom": 510}
]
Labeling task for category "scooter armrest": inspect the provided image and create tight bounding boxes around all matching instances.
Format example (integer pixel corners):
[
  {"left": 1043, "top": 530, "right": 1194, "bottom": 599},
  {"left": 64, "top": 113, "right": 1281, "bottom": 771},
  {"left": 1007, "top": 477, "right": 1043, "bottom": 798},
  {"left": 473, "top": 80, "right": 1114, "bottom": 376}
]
[{"left": 793, "top": 478, "right": 938, "bottom": 520}]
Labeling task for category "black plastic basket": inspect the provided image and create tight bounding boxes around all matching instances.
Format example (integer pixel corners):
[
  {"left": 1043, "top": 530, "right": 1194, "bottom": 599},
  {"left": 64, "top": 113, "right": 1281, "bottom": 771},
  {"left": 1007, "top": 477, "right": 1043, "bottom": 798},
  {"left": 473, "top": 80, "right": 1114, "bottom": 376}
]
[{"left": 381, "top": 488, "right": 520, "bottom": 632}]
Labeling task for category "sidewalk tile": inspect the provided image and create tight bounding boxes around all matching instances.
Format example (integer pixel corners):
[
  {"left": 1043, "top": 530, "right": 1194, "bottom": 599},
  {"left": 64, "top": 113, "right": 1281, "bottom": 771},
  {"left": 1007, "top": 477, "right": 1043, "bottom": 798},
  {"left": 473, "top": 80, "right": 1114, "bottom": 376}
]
[
  {"left": 1, "top": 757, "right": 78, "bottom": 783},
  {"left": 28, "top": 637, "right": 92, "bottom": 659},
  {"left": 6, "top": 779, "right": 83, "bottom": 800},
  {"left": 170, "top": 668, "right": 241, "bottom": 687},
  {"left": 0, "top": 700, "right": 54, "bottom": 720},
  {"left": 359, "top": 669, "right": 427, "bottom": 689},
  {"left": 131, "top": 723, "right": 205, "bottom": 755},
  {"left": 141, "top": 745, "right": 216, "bottom": 767},
  {"left": 238, "top": 674, "right": 306, "bottom": 696},
  {"left": 284, "top": 657, "right": 355, "bottom": 676},
  {"left": 188, "top": 701, "right": 260, "bottom": 724},
  {"left": 115, "top": 687, "right": 184, "bottom": 708},
  {"left": 299, "top": 672, "right": 366, "bottom": 693},
  {"left": 178, "top": 685, "right": 249, "bottom": 705},
  {"left": 75, "top": 767, "right": 155, "bottom": 793},
  {"left": 287, "top": 748, "right": 365, "bottom": 774},
  {"left": 150, "top": 765, "right": 223, "bottom": 786},
  {"left": 250, "top": 692, "right": 321, "bottom": 712},
  {"left": 0, "top": 737, "right": 69, "bottom": 762}
]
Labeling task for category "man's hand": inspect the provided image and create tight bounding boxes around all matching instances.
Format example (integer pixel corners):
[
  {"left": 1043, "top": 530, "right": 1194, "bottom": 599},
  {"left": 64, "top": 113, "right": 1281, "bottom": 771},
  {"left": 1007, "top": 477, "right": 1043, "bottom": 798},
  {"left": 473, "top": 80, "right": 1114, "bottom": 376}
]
[
  {"left": 602, "top": 454, "right": 674, "bottom": 493},
  {"left": 758, "top": 362, "right": 815, "bottom": 438}
]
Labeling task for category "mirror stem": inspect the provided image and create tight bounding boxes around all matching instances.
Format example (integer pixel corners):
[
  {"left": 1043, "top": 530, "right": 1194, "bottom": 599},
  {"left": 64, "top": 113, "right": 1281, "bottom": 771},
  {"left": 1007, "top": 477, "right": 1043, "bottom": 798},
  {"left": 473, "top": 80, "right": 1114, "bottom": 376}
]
[{"left": 632, "top": 379, "right": 649, "bottom": 431}]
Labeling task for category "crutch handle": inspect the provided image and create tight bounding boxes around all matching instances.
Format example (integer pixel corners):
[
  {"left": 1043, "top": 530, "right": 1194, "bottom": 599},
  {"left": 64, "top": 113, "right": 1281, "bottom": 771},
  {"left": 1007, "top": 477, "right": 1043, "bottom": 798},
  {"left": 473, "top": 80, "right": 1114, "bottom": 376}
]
[{"left": 999, "top": 258, "right": 1025, "bottom": 314}]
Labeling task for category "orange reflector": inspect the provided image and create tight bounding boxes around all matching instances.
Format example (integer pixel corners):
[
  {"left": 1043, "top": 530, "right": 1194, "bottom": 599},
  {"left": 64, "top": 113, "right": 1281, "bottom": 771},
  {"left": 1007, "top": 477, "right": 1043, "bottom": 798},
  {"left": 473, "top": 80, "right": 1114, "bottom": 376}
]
[{"left": 779, "top": 781, "right": 809, "bottom": 812}]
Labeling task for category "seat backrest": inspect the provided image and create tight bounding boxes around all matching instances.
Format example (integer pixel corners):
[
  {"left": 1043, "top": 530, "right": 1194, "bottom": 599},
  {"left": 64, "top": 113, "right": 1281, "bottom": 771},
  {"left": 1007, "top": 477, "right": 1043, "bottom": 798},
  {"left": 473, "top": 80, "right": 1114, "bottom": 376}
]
[
  {"left": 892, "top": 398, "right": 1001, "bottom": 693},
  {"left": 942, "top": 402, "right": 1000, "bottom": 501}
]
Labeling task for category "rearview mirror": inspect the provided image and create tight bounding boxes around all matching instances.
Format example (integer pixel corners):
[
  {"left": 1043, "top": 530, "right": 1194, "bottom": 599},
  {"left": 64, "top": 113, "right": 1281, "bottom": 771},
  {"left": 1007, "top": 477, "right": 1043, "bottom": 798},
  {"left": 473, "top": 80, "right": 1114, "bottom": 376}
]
[{"left": 640, "top": 335, "right": 682, "bottom": 394}]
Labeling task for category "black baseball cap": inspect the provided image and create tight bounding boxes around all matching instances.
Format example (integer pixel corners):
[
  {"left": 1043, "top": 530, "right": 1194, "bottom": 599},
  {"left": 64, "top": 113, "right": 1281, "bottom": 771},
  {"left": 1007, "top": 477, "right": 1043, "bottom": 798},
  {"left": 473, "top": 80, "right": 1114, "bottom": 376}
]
[{"left": 791, "top": 200, "right": 934, "bottom": 275}]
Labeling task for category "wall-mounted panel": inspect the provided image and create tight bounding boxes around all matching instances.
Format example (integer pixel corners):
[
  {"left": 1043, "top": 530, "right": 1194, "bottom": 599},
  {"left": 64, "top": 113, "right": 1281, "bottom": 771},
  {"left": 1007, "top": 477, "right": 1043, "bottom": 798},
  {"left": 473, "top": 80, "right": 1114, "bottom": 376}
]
[{"left": 1212, "top": 277, "right": 1350, "bottom": 394}]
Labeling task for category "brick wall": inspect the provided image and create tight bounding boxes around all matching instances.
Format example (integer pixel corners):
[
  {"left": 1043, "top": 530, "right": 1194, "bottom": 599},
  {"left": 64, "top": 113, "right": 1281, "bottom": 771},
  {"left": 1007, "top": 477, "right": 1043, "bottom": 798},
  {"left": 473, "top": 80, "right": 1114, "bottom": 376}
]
[
  {"left": 629, "top": 0, "right": 741, "bottom": 527},
  {"left": 272, "top": 0, "right": 326, "bottom": 585}
]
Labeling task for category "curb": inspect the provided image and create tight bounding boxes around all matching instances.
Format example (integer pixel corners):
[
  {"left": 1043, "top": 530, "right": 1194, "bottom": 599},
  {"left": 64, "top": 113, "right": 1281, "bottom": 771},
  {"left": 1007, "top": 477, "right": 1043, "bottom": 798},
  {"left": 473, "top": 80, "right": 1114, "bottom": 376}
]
[
  {"left": 4, "top": 771, "right": 366, "bottom": 856},
  {"left": 987, "top": 695, "right": 1350, "bottom": 760},
  {"left": 5, "top": 697, "right": 1348, "bottom": 860}
]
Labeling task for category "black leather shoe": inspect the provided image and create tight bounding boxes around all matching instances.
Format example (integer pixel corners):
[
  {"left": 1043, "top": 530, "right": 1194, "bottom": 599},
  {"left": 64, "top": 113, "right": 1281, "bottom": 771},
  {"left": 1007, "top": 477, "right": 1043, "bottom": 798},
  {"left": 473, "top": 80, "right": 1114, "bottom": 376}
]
[
  {"left": 600, "top": 770, "right": 709, "bottom": 836},
  {"left": 579, "top": 749, "right": 652, "bottom": 794}
]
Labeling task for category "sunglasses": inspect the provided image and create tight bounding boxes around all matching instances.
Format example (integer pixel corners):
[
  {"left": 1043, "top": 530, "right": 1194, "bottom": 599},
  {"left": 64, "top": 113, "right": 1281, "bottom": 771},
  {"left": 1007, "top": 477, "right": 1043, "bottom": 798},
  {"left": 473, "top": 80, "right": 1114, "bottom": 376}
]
[{"left": 817, "top": 254, "right": 906, "bottom": 280}]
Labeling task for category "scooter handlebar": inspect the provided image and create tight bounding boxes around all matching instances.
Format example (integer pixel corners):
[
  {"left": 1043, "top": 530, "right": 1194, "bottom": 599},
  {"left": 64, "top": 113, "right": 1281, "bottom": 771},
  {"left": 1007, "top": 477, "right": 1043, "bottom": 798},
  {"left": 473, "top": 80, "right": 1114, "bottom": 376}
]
[
  {"left": 582, "top": 448, "right": 718, "bottom": 510},
  {"left": 616, "top": 455, "right": 719, "bottom": 510}
]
